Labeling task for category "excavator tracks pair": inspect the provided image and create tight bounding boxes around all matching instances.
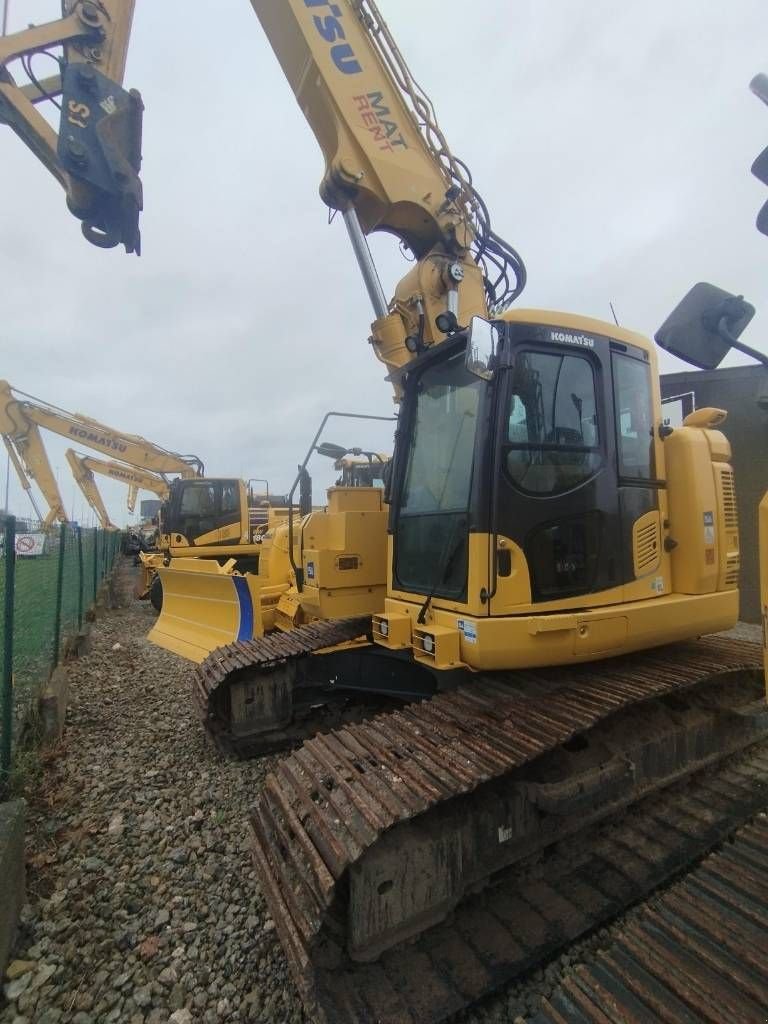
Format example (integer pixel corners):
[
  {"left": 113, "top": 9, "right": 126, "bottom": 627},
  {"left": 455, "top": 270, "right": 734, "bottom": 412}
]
[
  {"left": 192, "top": 625, "right": 765, "bottom": 1021},
  {"left": 234, "top": 635, "right": 766, "bottom": 1024}
]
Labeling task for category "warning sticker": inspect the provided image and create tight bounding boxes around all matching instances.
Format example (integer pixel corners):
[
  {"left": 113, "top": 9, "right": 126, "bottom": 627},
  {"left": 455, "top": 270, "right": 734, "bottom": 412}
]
[
  {"left": 306, "top": 561, "right": 315, "bottom": 580},
  {"left": 703, "top": 511, "right": 715, "bottom": 546},
  {"left": 457, "top": 619, "right": 477, "bottom": 644}
]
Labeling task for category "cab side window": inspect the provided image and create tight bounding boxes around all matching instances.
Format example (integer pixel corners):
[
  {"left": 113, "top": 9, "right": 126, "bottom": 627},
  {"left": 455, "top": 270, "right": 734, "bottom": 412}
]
[
  {"left": 612, "top": 353, "right": 655, "bottom": 480},
  {"left": 220, "top": 482, "right": 240, "bottom": 514}
]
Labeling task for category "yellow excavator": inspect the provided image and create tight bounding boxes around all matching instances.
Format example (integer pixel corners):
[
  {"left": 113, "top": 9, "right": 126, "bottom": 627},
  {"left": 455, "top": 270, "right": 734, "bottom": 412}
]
[
  {"left": 0, "top": 379, "right": 279, "bottom": 601},
  {"left": 3, "top": 5, "right": 767, "bottom": 1020}
]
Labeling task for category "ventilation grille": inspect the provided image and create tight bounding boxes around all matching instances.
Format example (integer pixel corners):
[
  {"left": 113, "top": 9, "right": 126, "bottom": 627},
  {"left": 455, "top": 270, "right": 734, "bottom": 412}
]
[
  {"left": 720, "top": 469, "right": 738, "bottom": 530},
  {"left": 634, "top": 515, "right": 661, "bottom": 575},
  {"left": 725, "top": 553, "right": 740, "bottom": 588},
  {"left": 337, "top": 556, "right": 360, "bottom": 571}
]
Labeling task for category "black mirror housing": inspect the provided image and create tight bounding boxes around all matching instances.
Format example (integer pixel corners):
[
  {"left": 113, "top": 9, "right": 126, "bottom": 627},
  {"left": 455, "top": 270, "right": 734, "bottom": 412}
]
[{"left": 655, "top": 282, "right": 756, "bottom": 370}]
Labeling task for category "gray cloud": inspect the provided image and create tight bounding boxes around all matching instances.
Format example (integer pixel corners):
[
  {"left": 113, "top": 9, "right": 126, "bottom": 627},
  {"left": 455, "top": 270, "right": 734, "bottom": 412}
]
[{"left": 1, "top": 0, "right": 766, "bottom": 523}]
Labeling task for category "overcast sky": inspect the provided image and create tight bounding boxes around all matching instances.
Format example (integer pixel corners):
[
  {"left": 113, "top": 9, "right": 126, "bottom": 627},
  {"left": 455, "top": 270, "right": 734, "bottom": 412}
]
[{"left": 1, "top": 0, "right": 766, "bottom": 525}]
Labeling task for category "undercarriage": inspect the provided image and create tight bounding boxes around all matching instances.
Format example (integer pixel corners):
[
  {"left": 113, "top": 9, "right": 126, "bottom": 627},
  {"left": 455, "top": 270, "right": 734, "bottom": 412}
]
[{"left": 193, "top": 627, "right": 766, "bottom": 1020}]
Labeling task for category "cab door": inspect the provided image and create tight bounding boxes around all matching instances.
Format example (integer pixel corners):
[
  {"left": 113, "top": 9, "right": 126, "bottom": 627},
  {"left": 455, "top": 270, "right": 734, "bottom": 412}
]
[{"left": 490, "top": 329, "right": 624, "bottom": 613}]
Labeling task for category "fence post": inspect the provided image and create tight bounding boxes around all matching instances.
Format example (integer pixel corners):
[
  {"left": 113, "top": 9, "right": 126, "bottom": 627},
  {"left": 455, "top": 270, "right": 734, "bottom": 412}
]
[
  {"left": 52, "top": 523, "right": 67, "bottom": 669},
  {"left": 1, "top": 515, "right": 16, "bottom": 784},
  {"left": 76, "top": 526, "right": 84, "bottom": 628},
  {"left": 93, "top": 529, "right": 99, "bottom": 602}
]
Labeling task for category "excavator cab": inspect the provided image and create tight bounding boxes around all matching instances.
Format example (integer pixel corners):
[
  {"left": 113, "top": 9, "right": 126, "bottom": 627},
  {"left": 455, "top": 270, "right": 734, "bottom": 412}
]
[
  {"left": 163, "top": 478, "right": 247, "bottom": 550},
  {"left": 376, "top": 307, "right": 740, "bottom": 670}
]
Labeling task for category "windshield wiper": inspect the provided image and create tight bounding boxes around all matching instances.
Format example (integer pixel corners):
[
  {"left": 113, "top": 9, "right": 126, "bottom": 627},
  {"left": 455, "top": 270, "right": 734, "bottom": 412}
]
[{"left": 417, "top": 523, "right": 466, "bottom": 624}]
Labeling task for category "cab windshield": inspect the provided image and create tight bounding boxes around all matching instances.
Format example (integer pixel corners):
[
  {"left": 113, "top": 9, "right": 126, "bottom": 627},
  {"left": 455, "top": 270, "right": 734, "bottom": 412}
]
[{"left": 395, "top": 352, "right": 482, "bottom": 598}]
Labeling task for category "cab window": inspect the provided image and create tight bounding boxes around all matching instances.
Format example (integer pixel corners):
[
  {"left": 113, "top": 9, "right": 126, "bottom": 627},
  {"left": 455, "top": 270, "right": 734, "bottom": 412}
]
[
  {"left": 180, "top": 483, "right": 216, "bottom": 515},
  {"left": 220, "top": 481, "right": 240, "bottom": 514},
  {"left": 503, "top": 350, "right": 601, "bottom": 495},
  {"left": 612, "top": 353, "right": 655, "bottom": 480}
]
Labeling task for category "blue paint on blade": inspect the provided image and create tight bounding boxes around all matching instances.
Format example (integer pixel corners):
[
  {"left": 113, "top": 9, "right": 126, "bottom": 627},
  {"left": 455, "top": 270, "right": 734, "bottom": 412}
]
[{"left": 233, "top": 576, "right": 254, "bottom": 641}]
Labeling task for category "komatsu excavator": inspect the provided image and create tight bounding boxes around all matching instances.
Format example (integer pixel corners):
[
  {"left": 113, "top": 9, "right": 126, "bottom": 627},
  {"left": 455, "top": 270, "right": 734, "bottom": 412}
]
[
  {"left": 0, "top": 379, "right": 274, "bottom": 597},
  {"left": 3, "top": 4, "right": 767, "bottom": 1021}
]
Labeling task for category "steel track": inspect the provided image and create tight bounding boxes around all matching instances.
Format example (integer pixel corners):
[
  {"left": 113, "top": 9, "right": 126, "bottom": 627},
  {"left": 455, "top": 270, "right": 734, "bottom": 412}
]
[
  {"left": 248, "top": 636, "right": 766, "bottom": 1022},
  {"left": 193, "top": 616, "right": 373, "bottom": 755},
  {"left": 529, "top": 812, "right": 768, "bottom": 1024}
]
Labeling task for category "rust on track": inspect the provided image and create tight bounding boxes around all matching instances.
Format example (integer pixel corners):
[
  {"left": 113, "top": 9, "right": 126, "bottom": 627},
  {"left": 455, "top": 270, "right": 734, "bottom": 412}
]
[
  {"left": 531, "top": 815, "right": 768, "bottom": 1024},
  {"left": 192, "top": 616, "right": 372, "bottom": 754},
  {"left": 249, "top": 635, "right": 766, "bottom": 1022}
]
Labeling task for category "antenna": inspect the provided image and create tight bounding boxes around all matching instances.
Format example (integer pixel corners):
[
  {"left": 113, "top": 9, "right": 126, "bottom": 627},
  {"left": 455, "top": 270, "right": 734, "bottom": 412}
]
[{"left": 609, "top": 302, "right": 620, "bottom": 327}]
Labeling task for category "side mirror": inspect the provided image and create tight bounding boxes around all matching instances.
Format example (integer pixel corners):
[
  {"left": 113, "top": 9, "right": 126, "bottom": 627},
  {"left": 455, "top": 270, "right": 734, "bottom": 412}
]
[
  {"left": 655, "top": 283, "right": 756, "bottom": 370},
  {"left": 750, "top": 73, "right": 768, "bottom": 235},
  {"left": 465, "top": 317, "right": 500, "bottom": 380},
  {"left": 316, "top": 442, "right": 349, "bottom": 460}
]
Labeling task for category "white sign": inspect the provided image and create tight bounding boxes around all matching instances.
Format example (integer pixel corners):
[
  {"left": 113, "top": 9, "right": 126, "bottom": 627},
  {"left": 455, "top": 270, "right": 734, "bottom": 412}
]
[{"left": 15, "top": 533, "right": 46, "bottom": 557}]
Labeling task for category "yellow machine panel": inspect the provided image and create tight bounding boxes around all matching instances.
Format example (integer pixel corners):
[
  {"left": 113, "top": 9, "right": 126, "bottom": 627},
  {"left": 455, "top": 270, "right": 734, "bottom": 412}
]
[{"left": 149, "top": 485, "right": 389, "bottom": 661}]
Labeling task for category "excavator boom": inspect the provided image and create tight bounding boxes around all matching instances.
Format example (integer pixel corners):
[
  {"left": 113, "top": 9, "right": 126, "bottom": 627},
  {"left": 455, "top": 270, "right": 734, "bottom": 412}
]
[
  {"left": 251, "top": 0, "right": 472, "bottom": 255},
  {"left": 2, "top": 434, "right": 51, "bottom": 524},
  {"left": 2, "top": 422, "right": 67, "bottom": 526},
  {"left": 73, "top": 453, "right": 170, "bottom": 501},
  {"left": 0, "top": 380, "right": 203, "bottom": 478}
]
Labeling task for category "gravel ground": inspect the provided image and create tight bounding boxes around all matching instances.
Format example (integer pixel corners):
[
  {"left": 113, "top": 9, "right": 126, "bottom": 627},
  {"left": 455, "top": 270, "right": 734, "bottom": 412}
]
[
  {"left": 1, "top": 564, "right": 304, "bottom": 1024},
  {"left": 1, "top": 568, "right": 763, "bottom": 1024}
]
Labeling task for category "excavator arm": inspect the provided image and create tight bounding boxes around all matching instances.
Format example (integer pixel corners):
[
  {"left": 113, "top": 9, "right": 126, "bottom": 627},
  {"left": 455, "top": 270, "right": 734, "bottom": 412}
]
[
  {"left": 0, "top": 0, "right": 142, "bottom": 251},
  {"left": 65, "top": 449, "right": 117, "bottom": 529},
  {"left": 2, "top": 423, "right": 67, "bottom": 526},
  {"left": 251, "top": 0, "right": 525, "bottom": 369},
  {"left": 0, "top": 379, "right": 203, "bottom": 479},
  {"left": 2, "top": 434, "right": 49, "bottom": 523}
]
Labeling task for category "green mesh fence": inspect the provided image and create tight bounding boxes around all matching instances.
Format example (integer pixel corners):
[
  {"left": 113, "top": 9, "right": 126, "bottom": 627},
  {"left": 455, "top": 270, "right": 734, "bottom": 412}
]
[{"left": 1, "top": 516, "right": 123, "bottom": 790}]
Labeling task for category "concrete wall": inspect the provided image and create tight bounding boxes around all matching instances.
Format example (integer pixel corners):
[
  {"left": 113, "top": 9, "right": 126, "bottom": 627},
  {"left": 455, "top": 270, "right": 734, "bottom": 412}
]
[{"left": 661, "top": 364, "right": 768, "bottom": 623}]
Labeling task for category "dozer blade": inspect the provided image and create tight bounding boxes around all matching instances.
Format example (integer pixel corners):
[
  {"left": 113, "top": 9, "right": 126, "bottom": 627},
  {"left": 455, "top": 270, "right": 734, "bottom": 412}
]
[{"left": 148, "top": 559, "right": 268, "bottom": 662}]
